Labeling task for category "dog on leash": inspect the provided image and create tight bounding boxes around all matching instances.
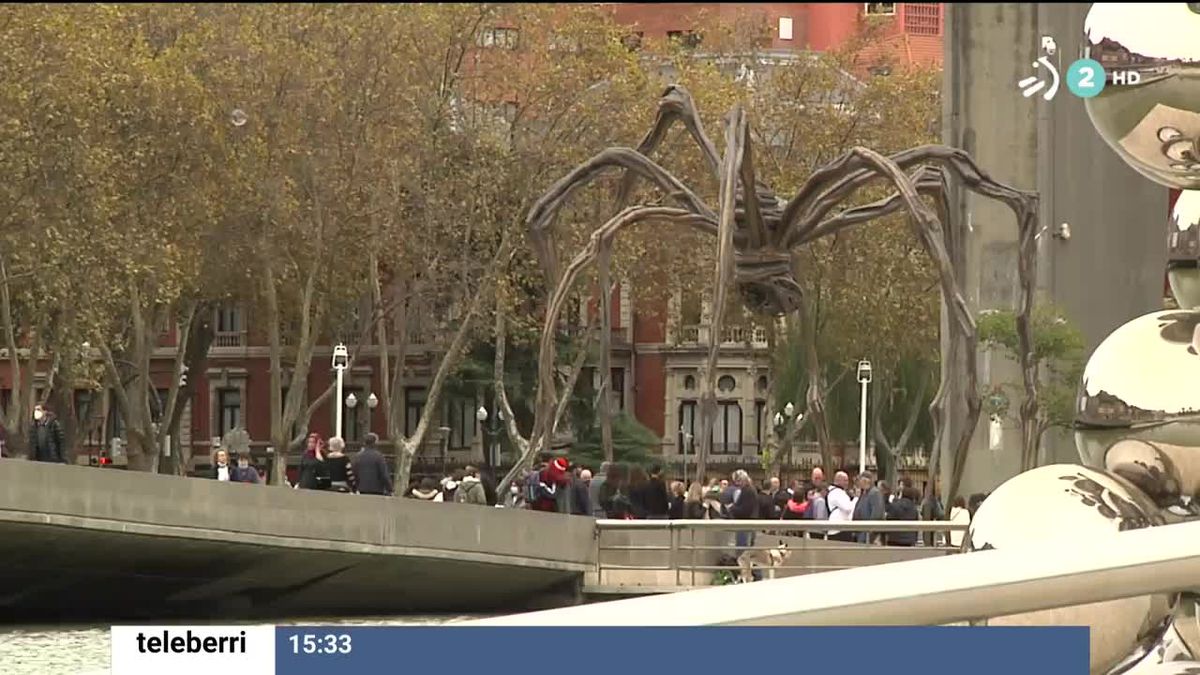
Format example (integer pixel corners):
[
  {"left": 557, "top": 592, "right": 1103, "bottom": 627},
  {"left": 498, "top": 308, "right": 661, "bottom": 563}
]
[{"left": 736, "top": 542, "right": 790, "bottom": 583}]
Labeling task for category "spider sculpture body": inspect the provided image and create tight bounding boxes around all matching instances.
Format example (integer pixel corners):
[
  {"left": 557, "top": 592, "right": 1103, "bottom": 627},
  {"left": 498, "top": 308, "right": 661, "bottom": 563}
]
[{"left": 503, "top": 85, "right": 1041, "bottom": 496}]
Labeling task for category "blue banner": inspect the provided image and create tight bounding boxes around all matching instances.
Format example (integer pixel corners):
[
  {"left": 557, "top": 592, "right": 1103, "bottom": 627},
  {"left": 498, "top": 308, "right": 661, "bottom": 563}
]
[{"left": 274, "top": 626, "right": 1089, "bottom": 675}]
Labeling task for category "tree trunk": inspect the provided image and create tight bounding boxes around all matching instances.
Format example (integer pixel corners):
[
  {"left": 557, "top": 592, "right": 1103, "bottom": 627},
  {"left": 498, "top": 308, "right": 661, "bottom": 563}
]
[
  {"left": 597, "top": 245, "right": 615, "bottom": 463},
  {"left": 394, "top": 239, "right": 510, "bottom": 491},
  {"left": 794, "top": 296, "right": 833, "bottom": 471}
]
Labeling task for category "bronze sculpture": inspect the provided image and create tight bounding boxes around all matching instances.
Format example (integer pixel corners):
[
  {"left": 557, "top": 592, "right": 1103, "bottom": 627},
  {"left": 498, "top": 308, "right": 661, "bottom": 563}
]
[{"left": 499, "top": 84, "right": 1041, "bottom": 496}]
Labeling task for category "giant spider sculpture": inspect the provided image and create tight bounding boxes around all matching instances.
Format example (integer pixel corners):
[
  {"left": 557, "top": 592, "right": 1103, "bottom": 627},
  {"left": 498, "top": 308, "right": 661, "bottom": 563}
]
[{"left": 503, "top": 85, "right": 1041, "bottom": 496}]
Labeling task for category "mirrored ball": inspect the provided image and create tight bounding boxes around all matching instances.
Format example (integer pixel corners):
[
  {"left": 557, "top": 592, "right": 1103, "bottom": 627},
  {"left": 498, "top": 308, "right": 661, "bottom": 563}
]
[
  {"left": 1083, "top": 4, "right": 1200, "bottom": 190},
  {"left": 966, "top": 465, "right": 1173, "bottom": 674}
]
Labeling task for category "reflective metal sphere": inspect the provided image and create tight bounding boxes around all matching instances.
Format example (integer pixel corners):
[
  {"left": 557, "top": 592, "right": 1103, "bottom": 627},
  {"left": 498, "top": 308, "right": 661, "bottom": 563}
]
[
  {"left": 966, "top": 465, "right": 1173, "bottom": 674},
  {"left": 1111, "top": 663, "right": 1200, "bottom": 675},
  {"left": 1083, "top": 5, "right": 1200, "bottom": 190},
  {"left": 1076, "top": 310, "right": 1200, "bottom": 430},
  {"left": 1103, "top": 440, "right": 1200, "bottom": 516},
  {"left": 1108, "top": 619, "right": 1193, "bottom": 674},
  {"left": 1177, "top": 594, "right": 1200, "bottom": 658},
  {"left": 1169, "top": 192, "right": 1200, "bottom": 308}
]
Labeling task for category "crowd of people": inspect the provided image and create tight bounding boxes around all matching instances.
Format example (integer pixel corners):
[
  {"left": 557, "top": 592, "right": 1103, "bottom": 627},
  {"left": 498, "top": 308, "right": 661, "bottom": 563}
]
[{"left": 15, "top": 407, "right": 989, "bottom": 541}]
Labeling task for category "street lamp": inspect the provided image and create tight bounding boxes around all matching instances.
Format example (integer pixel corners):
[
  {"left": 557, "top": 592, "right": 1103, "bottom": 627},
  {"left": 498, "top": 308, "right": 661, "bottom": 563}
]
[
  {"left": 857, "top": 359, "right": 873, "bottom": 474},
  {"left": 332, "top": 344, "right": 349, "bottom": 439},
  {"left": 773, "top": 402, "right": 804, "bottom": 469},
  {"left": 367, "top": 393, "right": 379, "bottom": 409},
  {"left": 679, "top": 427, "right": 694, "bottom": 484},
  {"left": 476, "top": 406, "right": 504, "bottom": 467},
  {"left": 345, "top": 392, "right": 358, "bottom": 409}
]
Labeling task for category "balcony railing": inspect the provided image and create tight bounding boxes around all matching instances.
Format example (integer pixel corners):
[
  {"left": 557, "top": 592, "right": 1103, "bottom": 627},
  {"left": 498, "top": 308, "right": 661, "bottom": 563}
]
[
  {"left": 213, "top": 331, "right": 245, "bottom": 348},
  {"left": 678, "top": 325, "right": 769, "bottom": 348}
]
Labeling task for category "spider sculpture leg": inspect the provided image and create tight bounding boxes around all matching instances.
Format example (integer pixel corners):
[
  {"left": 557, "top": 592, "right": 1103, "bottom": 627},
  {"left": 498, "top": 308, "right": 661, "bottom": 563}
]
[
  {"left": 526, "top": 147, "right": 719, "bottom": 285},
  {"left": 497, "top": 206, "right": 716, "bottom": 492},
  {"left": 783, "top": 145, "right": 1039, "bottom": 497}
]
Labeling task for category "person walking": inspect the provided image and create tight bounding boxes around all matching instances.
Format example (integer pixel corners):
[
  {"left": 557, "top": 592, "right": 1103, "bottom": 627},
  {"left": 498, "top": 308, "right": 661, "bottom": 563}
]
[
  {"left": 211, "top": 448, "right": 233, "bottom": 481},
  {"left": 297, "top": 433, "right": 330, "bottom": 490},
  {"left": 852, "top": 472, "right": 885, "bottom": 543},
  {"left": 409, "top": 477, "right": 440, "bottom": 501},
  {"left": 637, "top": 464, "right": 670, "bottom": 519},
  {"left": 667, "top": 480, "right": 686, "bottom": 519},
  {"left": 28, "top": 404, "right": 66, "bottom": 464},
  {"left": 351, "top": 432, "right": 393, "bottom": 496},
  {"left": 325, "top": 437, "right": 356, "bottom": 493},
  {"left": 456, "top": 466, "right": 488, "bottom": 506},
  {"left": 569, "top": 468, "right": 593, "bottom": 516},
  {"left": 884, "top": 487, "right": 921, "bottom": 546},
  {"left": 230, "top": 451, "right": 262, "bottom": 484},
  {"left": 729, "top": 470, "right": 761, "bottom": 581},
  {"left": 589, "top": 462, "right": 611, "bottom": 518},
  {"left": 826, "top": 471, "right": 857, "bottom": 542},
  {"left": 948, "top": 495, "right": 971, "bottom": 548}
]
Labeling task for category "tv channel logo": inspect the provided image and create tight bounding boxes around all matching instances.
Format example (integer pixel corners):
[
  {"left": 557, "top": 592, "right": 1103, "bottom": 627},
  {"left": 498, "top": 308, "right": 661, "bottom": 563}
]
[{"left": 1066, "top": 59, "right": 1106, "bottom": 98}]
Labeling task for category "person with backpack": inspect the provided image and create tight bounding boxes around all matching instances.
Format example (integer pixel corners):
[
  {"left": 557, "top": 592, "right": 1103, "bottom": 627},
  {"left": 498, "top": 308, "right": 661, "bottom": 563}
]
[
  {"left": 455, "top": 465, "right": 488, "bottom": 506},
  {"left": 527, "top": 457, "right": 569, "bottom": 512},
  {"left": 805, "top": 485, "right": 830, "bottom": 539}
]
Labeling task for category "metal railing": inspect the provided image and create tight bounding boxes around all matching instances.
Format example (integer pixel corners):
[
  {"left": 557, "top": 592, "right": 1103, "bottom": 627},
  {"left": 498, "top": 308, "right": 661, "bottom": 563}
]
[
  {"left": 593, "top": 519, "right": 966, "bottom": 590},
  {"left": 465, "top": 519, "right": 1200, "bottom": 626},
  {"left": 213, "top": 331, "right": 245, "bottom": 348}
]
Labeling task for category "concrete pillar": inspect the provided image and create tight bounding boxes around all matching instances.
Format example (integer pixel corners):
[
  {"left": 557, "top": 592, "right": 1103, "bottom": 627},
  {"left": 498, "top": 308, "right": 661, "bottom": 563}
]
[{"left": 943, "top": 3, "right": 1167, "bottom": 495}]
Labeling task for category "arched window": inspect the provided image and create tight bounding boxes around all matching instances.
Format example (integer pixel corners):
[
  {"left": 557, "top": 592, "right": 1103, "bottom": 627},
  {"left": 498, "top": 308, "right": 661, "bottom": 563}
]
[
  {"left": 718, "top": 375, "right": 736, "bottom": 393},
  {"left": 683, "top": 374, "right": 696, "bottom": 390}
]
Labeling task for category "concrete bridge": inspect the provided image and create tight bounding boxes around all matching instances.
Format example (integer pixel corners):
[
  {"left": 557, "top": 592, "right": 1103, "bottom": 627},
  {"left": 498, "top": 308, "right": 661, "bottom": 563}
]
[{"left": 0, "top": 461, "right": 595, "bottom": 622}]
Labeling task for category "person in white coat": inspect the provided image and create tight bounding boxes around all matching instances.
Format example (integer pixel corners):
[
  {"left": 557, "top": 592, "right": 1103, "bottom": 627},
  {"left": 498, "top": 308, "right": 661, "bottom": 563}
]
[
  {"left": 826, "top": 471, "right": 858, "bottom": 542},
  {"left": 948, "top": 495, "right": 971, "bottom": 548}
]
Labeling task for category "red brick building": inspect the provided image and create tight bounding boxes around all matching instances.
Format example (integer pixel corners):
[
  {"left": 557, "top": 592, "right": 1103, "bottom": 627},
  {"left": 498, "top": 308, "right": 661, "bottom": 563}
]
[{"left": 7, "top": 4, "right": 944, "bottom": 477}]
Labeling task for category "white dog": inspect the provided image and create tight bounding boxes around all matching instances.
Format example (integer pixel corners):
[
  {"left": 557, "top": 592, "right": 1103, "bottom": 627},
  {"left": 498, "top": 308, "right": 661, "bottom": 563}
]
[{"left": 736, "top": 542, "right": 791, "bottom": 583}]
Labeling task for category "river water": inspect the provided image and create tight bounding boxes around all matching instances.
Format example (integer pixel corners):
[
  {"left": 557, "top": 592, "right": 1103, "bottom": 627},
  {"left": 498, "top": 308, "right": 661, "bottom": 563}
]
[{"left": 0, "top": 615, "right": 479, "bottom": 675}]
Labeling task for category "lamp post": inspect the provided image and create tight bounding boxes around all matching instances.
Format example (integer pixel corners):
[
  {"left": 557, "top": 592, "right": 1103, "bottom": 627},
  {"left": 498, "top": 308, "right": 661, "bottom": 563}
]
[
  {"left": 476, "top": 406, "right": 504, "bottom": 468},
  {"left": 679, "top": 428, "right": 693, "bottom": 483},
  {"left": 772, "top": 402, "right": 804, "bottom": 469},
  {"left": 857, "top": 359, "right": 873, "bottom": 474},
  {"left": 332, "top": 344, "right": 349, "bottom": 439}
]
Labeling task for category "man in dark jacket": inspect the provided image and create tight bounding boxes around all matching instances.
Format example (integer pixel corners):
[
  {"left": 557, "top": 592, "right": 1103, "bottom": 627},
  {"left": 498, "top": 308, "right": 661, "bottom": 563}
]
[
  {"left": 351, "top": 433, "right": 393, "bottom": 496},
  {"left": 852, "top": 472, "right": 886, "bottom": 543},
  {"left": 642, "top": 465, "right": 670, "bottom": 519},
  {"left": 885, "top": 487, "right": 921, "bottom": 546},
  {"left": 729, "top": 470, "right": 761, "bottom": 580},
  {"left": 569, "top": 468, "right": 593, "bottom": 516},
  {"left": 28, "top": 405, "right": 66, "bottom": 463}
]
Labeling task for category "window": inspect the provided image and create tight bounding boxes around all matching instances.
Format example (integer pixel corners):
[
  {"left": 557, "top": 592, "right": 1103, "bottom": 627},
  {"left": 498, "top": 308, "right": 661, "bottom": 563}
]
[
  {"left": 717, "top": 375, "right": 736, "bottom": 393},
  {"left": 756, "top": 376, "right": 768, "bottom": 394},
  {"left": 342, "top": 387, "right": 363, "bottom": 443},
  {"left": 778, "top": 16, "right": 793, "bottom": 40},
  {"left": 74, "top": 389, "right": 95, "bottom": 425},
  {"left": 404, "top": 387, "right": 427, "bottom": 437},
  {"left": 667, "top": 30, "right": 701, "bottom": 49},
  {"left": 446, "top": 397, "right": 476, "bottom": 450},
  {"left": 678, "top": 401, "right": 697, "bottom": 454},
  {"left": 714, "top": 401, "right": 742, "bottom": 454},
  {"left": 150, "top": 388, "right": 170, "bottom": 424},
  {"left": 217, "top": 388, "right": 241, "bottom": 439},
  {"left": 903, "top": 3, "right": 941, "bottom": 35},
  {"left": 683, "top": 374, "right": 696, "bottom": 391},
  {"left": 865, "top": 3, "right": 897, "bottom": 15},
  {"left": 478, "top": 27, "right": 519, "bottom": 49},
  {"left": 610, "top": 368, "right": 625, "bottom": 412},
  {"left": 755, "top": 400, "right": 766, "bottom": 447},
  {"left": 215, "top": 305, "right": 244, "bottom": 347}
]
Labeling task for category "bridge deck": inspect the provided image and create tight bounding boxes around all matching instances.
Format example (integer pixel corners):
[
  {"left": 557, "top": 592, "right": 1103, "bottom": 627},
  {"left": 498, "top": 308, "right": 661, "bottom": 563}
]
[{"left": 0, "top": 461, "right": 595, "bottom": 621}]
